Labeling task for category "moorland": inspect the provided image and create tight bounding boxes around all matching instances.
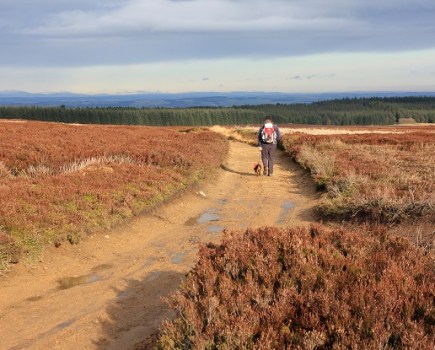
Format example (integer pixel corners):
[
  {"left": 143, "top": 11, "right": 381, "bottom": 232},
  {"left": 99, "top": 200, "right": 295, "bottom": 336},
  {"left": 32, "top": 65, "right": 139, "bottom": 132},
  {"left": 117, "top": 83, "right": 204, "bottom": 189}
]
[{"left": 0, "top": 118, "right": 433, "bottom": 349}]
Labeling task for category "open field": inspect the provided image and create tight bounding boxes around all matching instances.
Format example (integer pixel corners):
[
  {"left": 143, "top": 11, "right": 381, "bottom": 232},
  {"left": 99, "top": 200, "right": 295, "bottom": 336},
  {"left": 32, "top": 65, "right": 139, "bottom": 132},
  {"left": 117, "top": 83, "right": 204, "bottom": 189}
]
[{"left": 0, "top": 120, "right": 227, "bottom": 269}]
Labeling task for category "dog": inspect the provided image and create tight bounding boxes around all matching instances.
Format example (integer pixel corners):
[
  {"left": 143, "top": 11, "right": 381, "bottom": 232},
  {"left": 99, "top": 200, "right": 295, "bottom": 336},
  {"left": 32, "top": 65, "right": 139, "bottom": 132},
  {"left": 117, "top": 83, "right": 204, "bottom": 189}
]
[{"left": 254, "top": 162, "right": 263, "bottom": 176}]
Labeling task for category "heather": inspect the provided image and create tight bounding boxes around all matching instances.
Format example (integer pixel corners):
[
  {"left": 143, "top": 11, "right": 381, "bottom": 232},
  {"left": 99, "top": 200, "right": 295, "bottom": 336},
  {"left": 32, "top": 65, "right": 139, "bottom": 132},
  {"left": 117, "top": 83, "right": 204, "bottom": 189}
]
[
  {"left": 281, "top": 131, "right": 435, "bottom": 224},
  {"left": 0, "top": 121, "right": 227, "bottom": 268},
  {"left": 157, "top": 225, "right": 434, "bottom": 349}
]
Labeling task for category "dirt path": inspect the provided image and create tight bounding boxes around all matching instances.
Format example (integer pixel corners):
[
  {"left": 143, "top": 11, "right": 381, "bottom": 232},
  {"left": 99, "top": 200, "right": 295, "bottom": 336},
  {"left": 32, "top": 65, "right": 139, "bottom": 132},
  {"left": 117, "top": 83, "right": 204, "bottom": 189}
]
[{"left": 0, "top": 141, "right": 318, "bottom": 350}]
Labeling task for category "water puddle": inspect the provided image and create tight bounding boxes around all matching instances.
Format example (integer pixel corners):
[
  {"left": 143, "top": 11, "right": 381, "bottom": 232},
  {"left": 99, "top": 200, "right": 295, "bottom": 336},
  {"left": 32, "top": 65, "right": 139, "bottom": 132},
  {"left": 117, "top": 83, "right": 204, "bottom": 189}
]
[
  {"left": 171, "top": 251, "right": 187, "bottom": 265},
  {"left": 277, "top": 201, "right": 295, "bottom": 224},
  {"left": 208, "top": 225, "right": 224, "bottom": 233},
  {"left": 197, "top": 209, "right": 220, "bottom": 224},
  {"left": 185, "top": 208, "right": 221, "bottom": 226},
  {"left": 91, "top": 263, "right": 113, "bottom": 272},
  {"left": 57, "top": 274, "right": 101, "bottom": 290}
]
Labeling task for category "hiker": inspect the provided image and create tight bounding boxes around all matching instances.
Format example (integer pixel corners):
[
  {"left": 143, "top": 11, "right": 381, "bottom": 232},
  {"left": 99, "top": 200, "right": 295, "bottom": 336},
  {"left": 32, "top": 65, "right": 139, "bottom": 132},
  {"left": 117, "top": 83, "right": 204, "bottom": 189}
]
[{"left": 258, "top": 118, "right": 281, "bottom": 176}]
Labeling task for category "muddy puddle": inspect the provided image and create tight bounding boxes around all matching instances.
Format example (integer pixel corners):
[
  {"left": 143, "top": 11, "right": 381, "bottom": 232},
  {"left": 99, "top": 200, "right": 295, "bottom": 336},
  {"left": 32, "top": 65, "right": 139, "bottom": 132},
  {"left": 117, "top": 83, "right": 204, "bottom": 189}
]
[
  {"left": 56, "top": 264, "right": 113, "bottom": 290},
  {"left": 277, "top": 201, "right": 295, "bottom": 224},
  {"left": 208, "top": 225, "right": 224, "bottom": 233},
  {"left": 198, "top": 209, "right": 220, "bottom": 224},
  {"left": 57, "top": 274, "right": 101, "bottom": 290},
  {"left": 185, "top": 208, "right": 221, "bottom": 226},
  {"left": 91, "top": 263, "right": 113, "bottom": 272}
]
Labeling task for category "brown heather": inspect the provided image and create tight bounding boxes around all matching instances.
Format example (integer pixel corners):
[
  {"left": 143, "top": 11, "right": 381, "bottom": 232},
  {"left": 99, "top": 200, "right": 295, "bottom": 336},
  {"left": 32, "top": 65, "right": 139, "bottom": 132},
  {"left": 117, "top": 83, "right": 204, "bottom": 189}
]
[
  {"left": 281, "top": 132, "right": 435, "bottom": 224},
  {"left": 0, "top": 121, "right": 227, "bottom": 267},
  {"left": 157, "top": 225, "right": 435, "bottom": 349}
]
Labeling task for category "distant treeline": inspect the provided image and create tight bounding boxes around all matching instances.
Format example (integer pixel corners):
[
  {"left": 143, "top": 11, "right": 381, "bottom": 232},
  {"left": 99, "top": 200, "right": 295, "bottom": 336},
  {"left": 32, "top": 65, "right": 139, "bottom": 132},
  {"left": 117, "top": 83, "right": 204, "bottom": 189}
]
[
  {"left": 1, "top": 97, "right": 434, "bottom": 126},
  {"left": 249, "top": 97, "right": 435, "bottom": 125}
]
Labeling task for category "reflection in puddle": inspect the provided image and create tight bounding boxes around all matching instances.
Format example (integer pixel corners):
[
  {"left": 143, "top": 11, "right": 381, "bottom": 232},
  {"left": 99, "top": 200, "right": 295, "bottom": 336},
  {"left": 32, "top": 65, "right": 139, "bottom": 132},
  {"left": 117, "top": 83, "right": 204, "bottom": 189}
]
[
  {"left": 57, "top": 274, "right": 101, "bottom": 290},
  {"left": 197, "top": 209, "right": 220, "bottom": 224},
  {"left": 185, "top": 208, "right": 221, "bottom": 226},
  {"left": 184, "top": 207, "right": 225, "bottom": 235},
  {"left": 277, "top": 201, "right": 295, "bottom": 224}
]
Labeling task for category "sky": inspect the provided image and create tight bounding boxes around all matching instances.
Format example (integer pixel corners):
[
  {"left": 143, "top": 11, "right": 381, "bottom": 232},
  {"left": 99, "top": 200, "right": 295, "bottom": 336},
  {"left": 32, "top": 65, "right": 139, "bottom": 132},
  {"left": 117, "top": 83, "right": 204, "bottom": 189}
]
[{"left": 1, "top": 0, "right": 435, "bottom": 94}]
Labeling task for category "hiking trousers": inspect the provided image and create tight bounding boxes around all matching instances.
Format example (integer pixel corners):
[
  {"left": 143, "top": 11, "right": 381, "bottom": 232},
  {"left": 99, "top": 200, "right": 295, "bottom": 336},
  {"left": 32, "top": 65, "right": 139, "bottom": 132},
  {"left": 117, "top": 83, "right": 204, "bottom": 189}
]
[{"left": 261, "top": 143, "right": 277, "bottom": 175}]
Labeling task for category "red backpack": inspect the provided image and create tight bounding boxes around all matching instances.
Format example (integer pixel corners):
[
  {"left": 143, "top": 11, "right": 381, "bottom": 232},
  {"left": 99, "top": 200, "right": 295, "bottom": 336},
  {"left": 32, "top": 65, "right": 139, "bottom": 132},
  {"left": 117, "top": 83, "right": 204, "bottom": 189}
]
[{"left": 261, "top": 124, "right": 276, "bottom": 144}]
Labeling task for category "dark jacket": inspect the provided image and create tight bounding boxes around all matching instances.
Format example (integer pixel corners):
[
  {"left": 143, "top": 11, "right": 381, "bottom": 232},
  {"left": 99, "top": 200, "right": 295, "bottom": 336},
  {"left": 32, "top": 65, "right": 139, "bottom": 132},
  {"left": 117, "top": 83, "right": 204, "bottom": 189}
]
[{"left": 258, "top": 124, "right": 281, "bottom": 146}]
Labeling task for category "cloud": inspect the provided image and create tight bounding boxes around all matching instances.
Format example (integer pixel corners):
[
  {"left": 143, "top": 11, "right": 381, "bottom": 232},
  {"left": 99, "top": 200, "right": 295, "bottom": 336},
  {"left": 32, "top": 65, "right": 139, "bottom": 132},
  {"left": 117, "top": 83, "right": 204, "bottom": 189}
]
[
  {"left": 202, "top": 77, "right": 210, "bottom": 81},
  {"left": 1, "top": 0, "right": 435, "bottom": 67}
]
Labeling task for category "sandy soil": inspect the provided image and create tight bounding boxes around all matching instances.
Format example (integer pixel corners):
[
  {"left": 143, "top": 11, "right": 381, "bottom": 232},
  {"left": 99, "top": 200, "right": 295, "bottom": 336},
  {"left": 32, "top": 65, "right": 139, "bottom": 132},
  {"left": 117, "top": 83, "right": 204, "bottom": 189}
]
[{"left": 0, "top": 141, "right": 318, "bottom": 350}]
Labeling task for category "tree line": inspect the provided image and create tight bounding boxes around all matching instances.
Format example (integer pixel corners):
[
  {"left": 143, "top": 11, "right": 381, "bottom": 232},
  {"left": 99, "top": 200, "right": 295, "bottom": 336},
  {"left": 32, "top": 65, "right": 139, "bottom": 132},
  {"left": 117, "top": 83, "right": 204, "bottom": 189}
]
[{"left": 1, "top": 97, "right": 434, "bottom": 126}]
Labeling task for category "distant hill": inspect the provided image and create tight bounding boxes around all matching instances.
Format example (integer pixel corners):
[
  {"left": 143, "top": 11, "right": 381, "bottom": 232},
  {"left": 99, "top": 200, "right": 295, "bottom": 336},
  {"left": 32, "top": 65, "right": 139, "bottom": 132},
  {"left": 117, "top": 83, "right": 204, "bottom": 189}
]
[{"left": 1, "top": 91, "right": 435, "bottom": 108}]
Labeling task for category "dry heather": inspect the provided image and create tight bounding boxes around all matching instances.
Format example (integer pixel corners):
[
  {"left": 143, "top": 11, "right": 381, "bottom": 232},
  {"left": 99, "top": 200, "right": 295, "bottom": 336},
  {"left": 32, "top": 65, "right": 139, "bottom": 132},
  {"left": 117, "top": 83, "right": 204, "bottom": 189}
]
[
  {"left": 209, "top": 125, "right": 258, "bottom": 146},
  {"left": 157, "top": 225, "right": 434, "bottom": 349},
  {"left": 281, "top": 132, "right": 435, "bottom": 224},
  {"left": 0, "top": 121, "right": 227, "bottom": 268}
]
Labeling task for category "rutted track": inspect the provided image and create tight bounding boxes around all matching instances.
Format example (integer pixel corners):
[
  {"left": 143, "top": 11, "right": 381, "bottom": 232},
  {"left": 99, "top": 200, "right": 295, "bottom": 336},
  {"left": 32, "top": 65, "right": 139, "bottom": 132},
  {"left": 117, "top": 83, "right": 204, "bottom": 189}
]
[{"left": 0, "top": 141, "right": 318, "bottom": 350}]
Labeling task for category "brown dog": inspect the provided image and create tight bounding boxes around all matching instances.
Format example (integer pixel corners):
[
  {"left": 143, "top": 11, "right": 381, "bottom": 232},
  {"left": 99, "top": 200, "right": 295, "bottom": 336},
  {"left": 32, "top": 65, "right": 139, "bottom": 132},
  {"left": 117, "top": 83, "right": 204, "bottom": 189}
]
[{"left": 254, "top": 162, "right": 263, "bottom": 176}]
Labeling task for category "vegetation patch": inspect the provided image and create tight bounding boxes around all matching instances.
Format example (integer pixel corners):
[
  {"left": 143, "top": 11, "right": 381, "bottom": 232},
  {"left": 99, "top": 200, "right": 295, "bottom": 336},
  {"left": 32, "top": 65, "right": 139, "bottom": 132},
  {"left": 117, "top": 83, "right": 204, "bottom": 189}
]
[
  {"left": 281, "top": 132, "right": 435, "bottom": 224},
  {"left": 157, "top": 225, "right": 434, "bottom": 349},
  {"left": 0, "top": 121, "right": 228, "bottom": 268}
]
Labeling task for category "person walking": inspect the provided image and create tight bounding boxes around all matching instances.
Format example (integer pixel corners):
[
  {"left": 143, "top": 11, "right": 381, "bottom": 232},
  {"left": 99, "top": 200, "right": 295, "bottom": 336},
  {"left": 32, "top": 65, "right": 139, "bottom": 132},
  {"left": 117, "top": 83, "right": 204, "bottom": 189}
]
[{"left": 258, "top": 118, "right": 281, "bottom": 176}]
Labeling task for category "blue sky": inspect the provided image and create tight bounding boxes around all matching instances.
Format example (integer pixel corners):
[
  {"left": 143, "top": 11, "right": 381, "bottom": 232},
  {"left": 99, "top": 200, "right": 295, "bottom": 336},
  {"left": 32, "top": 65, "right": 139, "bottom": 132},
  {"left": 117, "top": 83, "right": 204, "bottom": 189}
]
[{"left": 1, "top": 0, "right": 435, "bottom": 93}]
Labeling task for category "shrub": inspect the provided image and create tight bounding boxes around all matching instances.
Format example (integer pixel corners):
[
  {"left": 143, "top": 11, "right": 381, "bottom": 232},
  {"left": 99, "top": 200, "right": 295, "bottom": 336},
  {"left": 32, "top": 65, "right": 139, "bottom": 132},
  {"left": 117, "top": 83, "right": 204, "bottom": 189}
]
[{"left": 157, "top": 225, "right": 434, "bottom": 349}]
